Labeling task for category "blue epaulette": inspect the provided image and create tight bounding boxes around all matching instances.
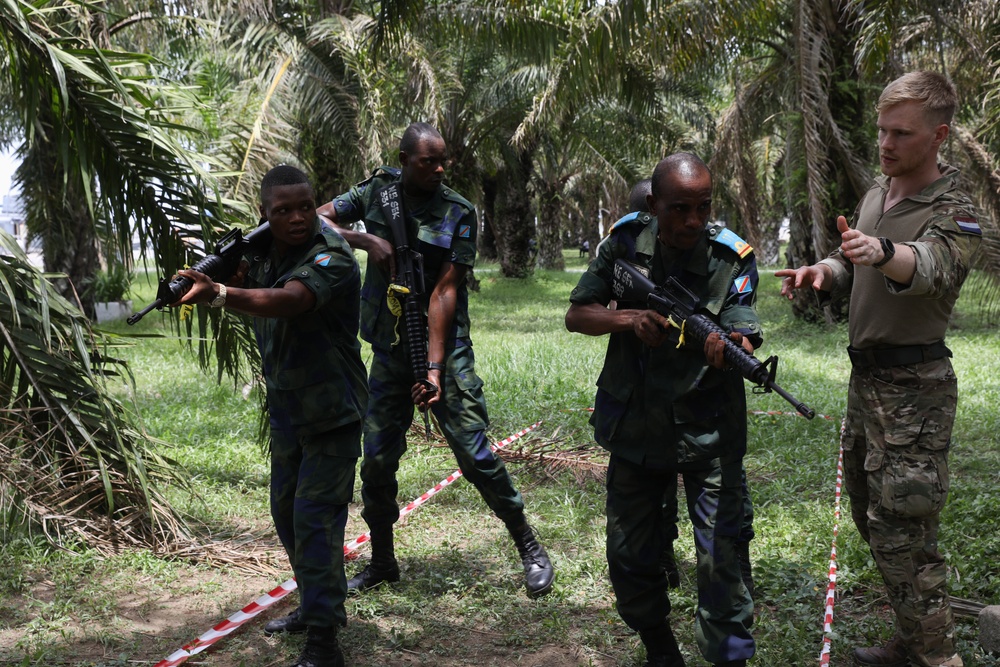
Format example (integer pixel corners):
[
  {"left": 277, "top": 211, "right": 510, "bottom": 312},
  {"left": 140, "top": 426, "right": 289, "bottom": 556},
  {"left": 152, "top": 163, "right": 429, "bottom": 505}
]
[
  {"left": 709, "top": 226, "right": 753, "bottom": 258},
  {"left": 610, "top": 211, "right": 652, "bottom": 233}
]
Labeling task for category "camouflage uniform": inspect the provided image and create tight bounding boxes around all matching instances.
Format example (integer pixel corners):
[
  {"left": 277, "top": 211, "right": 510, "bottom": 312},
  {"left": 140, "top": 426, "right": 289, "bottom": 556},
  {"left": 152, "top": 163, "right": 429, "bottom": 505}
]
[
  {"left": 820, "top": 166, "right": 980, "bottom": 667},
  {"left": 245, "top": 218, "right": 369, "bottom": 628},
  {"left": 330, "top": 168, "right": 525, "bottom": 533},
  {"left": 571, "top": 212, "right": 760, "bottom": 664}
]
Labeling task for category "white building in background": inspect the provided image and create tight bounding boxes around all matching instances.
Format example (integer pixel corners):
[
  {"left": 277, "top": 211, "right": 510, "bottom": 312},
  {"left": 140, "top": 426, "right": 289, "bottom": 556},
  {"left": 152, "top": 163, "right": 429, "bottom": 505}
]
[{"left": 0, "top": 193, "right": 25, "bottom": 240}]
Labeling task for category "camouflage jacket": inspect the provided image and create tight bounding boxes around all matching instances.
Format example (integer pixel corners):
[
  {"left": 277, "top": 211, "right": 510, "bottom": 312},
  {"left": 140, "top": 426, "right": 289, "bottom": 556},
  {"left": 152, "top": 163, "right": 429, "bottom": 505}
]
[
  {"left": 329, "top": 167, "right": 478, "bottom": 350},
  {"left": 245, "top": 217, "right": 369, "bottom": 443},
  {"left": 570, "top": 213, "right": 763, "bottom": 467}
]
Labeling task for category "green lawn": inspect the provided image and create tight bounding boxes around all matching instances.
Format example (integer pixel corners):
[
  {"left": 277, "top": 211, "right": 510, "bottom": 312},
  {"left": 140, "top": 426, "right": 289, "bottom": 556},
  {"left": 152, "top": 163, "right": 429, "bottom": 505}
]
[{"left": 2, "top": 254, "right": 999, "bottom": 666}]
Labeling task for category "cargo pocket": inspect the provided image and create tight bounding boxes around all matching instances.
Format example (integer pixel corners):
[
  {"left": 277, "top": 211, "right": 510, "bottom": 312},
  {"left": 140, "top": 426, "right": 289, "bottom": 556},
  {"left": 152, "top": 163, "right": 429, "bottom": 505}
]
[
  {"left": 593, "top": 378, "right": 632, "bottom": 443},
  {"left": 878, "top": 432, "right": 950, "bottom": 519},
  {"left": 451, "top": 366, "right": 489, "bottom": 433}
]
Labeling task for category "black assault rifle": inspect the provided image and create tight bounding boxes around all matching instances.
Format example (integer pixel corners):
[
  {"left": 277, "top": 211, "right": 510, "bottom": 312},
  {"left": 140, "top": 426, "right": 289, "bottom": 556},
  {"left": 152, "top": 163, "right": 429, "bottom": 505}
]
[
  {"left": 612, "top": 259, "right": 816, "bottom": 419},
  {"left": 377, "top": 183, "right": 436, "bottom": 438},
  {"left": 126, "top": 221, "right": 272, "bottom": 325}
]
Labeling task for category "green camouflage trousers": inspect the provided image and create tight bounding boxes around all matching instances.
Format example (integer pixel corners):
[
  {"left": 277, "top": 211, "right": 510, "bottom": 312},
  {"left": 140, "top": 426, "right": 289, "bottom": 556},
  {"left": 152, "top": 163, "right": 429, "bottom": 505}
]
[
  {"left": 359, "top": 342, "right": 524, "bottom": 530},
  {"left": 270, "top": 418, "right": 360, "bottom": 628},
  {"left": 662, "top": 467, "right": 754, "bottom": 545},
  {"left": 607, "top": 455, "right": 754, "bottom": 664},
  {"left": 844, "top": 358, "right": 962, "bottom": 667}
]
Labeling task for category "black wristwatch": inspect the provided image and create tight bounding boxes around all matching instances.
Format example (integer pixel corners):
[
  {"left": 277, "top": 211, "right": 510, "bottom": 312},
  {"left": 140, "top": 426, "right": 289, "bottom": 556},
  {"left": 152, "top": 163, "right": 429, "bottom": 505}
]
[
  {"left": 427, "top": 362, "right": 446, "bottom": 372},
  {"left": 872, "top": 237, "right": 895, "bottom": 268}
]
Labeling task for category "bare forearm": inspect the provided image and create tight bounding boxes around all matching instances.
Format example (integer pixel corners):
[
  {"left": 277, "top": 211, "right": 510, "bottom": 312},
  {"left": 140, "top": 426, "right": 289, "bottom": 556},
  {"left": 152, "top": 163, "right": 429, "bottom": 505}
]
[
  {"left": 427, "top": 287, "right": 456, "bottom": 364},
  {"left": 222, "top": 287, "right": 314, "bottom": 318},
  {"left": 875, "top": 244, "right": 916, "bottom": 285},
  {"left": 565, "top": 303, "right": 641, "bottom": 336}
]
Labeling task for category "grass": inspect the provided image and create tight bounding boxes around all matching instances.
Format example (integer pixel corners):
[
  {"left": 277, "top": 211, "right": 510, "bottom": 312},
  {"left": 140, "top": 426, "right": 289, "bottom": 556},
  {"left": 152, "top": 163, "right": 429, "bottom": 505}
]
[{"left": 2, "top": 249, "right": 999, "bottom": 666}]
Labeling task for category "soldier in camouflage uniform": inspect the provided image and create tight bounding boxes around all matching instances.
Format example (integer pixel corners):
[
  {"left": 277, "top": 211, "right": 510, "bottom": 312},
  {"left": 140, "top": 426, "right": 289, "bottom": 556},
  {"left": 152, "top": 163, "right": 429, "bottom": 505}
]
[
  {"left": 778, "top": 71, "right": 980, "bottom": 667},
  {"left": 176, "top": 166, "right": 368, "bottom": 667},
  {"left": 621, "top": 178, "right": 756, "bottom": 597},
  {"left": 567, "top": 153, "right": 758, "bottom": 667},
  {"left": 316, "top": 122, "right": 554, "bottom": 599}
]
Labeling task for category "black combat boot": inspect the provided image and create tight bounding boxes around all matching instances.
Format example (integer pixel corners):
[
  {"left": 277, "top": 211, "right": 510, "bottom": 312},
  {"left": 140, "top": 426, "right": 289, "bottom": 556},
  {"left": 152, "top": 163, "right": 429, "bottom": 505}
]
[
  {"left": 347, "top": 525, "right": 400, "bottom": 593},
  {"left": 639, "top": 621, "right": 686, "bottom": 667},
  {"left": 264, "top": 605, "right": 306, "bottom": 635},
  {"left": 289, "top": 625, "right": 344, "bottom": 667},
  {"left": 661, "top": 540, "right": 680, "bottom": 589},
  {"left": 736, "top": 541, "right": 755, "bottom": 600},
  {"left": 506, "top": 519, "right": 555, "bottom": 598}
]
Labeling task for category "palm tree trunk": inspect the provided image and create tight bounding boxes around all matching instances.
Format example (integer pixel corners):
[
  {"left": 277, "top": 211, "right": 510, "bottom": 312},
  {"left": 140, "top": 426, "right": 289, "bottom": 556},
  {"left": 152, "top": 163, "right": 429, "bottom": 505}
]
[
  {"left": 18, "top": 132, "right": 100, "bottom": 317},
  {"left": 492, "top": 147, "right": 535, "bottom": 278},
  {"left": 536, "top": 181, "right": 565, "bottom": 270}
]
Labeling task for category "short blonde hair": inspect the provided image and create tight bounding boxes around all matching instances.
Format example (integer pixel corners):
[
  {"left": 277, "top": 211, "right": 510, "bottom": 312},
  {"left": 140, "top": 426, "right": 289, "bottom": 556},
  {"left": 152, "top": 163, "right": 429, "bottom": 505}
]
[{"left": 877, "top": 71, "right": 957, "bottom": 127}]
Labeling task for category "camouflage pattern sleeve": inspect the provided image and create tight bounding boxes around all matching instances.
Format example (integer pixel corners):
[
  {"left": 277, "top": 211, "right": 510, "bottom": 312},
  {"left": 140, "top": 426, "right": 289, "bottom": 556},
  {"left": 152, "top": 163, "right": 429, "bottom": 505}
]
[
  {"left": 889, "top": 202, "right": 982, "bottom": 298},
  {"left": 329, "top": 176, "right": 376, "bottom": 227},
  {"left": 284, "top": 232, "right": 359, "bottom": 310},
  {"left": 719, "top": 255, "right": 763, "bottom": 348},
  {"left": 569, "top": 234, "right": 615, "bottom": 306},
  {"left": 449, "top": 208, "right": 478, "bottom": 267}
]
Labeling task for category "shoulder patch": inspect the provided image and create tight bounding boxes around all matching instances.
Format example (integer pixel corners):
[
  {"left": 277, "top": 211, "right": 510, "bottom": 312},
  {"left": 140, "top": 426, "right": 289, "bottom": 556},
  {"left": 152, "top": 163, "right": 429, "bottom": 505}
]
[
  {"left": 457, "top": 223, "right": 472, "bottom": 239},
  {"left": 712, "top": 227, "right": 753, "bottom": 258},
  {"left": 733, "top": 275, "right": 753, "bottom": 295},
  {"left": 314, "top": 253, "right": 332, "bottom": 267},
  {"left": 953, "top": 216, "right": 982, "bottom": 236}
]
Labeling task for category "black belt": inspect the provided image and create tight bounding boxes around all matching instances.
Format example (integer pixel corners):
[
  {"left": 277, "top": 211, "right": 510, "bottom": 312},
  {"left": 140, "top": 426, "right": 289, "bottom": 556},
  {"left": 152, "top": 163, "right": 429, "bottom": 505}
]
[{"left": 847, "top": 342, "right": 952, "bottom": 369}]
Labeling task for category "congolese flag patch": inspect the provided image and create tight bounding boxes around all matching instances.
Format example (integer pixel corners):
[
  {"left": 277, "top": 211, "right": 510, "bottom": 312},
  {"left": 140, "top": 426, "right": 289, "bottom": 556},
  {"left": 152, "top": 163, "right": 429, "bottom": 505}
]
[
  {"left": 458, "top": 224, "right": 472, "bottom": 239},
  {"left": 733, "top": 275, "right": 753, "bottom": 295},
  {"left": 314, "top": 253, "right": 332, "bottom": 267}
]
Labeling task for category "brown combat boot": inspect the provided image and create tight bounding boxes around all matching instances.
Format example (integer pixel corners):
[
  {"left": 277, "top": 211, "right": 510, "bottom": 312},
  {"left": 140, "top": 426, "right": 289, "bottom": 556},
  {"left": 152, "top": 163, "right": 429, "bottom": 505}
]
[{"left": 853, "top": 635, "right": 908, "bottom": 666}]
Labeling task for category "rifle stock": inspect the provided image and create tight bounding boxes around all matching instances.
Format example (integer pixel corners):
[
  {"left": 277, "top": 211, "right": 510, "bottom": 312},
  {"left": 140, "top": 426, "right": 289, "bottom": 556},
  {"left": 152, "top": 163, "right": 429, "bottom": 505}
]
[
  {"left": 127, "top": 221, "right": 271, "bottom": 325},
  {"left": 612, "top": 259, "right": 816, "bottom": 419}
]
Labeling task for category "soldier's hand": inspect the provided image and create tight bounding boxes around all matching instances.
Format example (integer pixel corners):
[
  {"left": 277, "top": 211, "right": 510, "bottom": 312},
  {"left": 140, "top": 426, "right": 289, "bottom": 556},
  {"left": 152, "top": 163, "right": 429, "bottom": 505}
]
[
  {"left": 226, "top": 259, "right": 249, "bottom": 288},
  {"left": 366, "top": 236, "right": 397, "bottom": 277},
  {"left": 633, "top": 310, "right": 671, "bottom": 347},
  {"left": 171, "top": 269, "right": 215, "bottom": 306},
  {"left": 411, "top": 373, "right": 440, "bottom": 410},
  {"left": 704, "top": 331, "right": 750, "bottom": 369},
  {"left": 837, "top": 215, "right": 882, "bottom": 266},
  {"left": 775, "top": 266, "right": 827, "bottom": 299}
]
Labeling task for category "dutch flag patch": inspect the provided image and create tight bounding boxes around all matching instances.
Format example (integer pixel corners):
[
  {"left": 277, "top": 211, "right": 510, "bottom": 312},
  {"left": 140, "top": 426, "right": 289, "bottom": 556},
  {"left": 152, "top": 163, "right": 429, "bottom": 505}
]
[{"left": 954, "top": 216, "right": 982, "bottom": 236}]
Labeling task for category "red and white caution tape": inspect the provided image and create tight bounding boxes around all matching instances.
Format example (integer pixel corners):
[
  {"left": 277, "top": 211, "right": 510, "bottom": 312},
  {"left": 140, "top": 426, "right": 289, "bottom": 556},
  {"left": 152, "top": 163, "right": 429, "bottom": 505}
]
[
  {"left": 152, "top": 420, "right": 542, "bottom": 667},
  {"left": 818, "top": 421, "right": 846, "bottom": 666}
]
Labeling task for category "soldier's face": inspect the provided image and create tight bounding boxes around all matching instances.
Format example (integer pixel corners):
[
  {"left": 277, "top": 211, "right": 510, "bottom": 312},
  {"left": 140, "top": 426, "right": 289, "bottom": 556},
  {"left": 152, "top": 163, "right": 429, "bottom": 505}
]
[
  {"left": 877, "top": 101, "right": 948, "bottom": 180},
  {"left": 648, "top": 170, "right": 713, "bottom": 251},
  {"left": 260, "top": 183, "right": 316, "bottom": 253},
  {"left": 400, "top": 136, "right": 447, "bottom": 196}
]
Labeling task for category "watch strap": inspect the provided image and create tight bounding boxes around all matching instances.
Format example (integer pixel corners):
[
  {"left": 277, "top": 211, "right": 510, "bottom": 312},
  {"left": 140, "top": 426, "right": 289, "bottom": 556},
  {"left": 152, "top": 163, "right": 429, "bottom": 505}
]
[
  {"left": 210, "top": 283, "right": 227, "bottom": 307},
  {"left": 427, "top": 362, "right": 446, "bottom": 372},
  {"left": 872, "top": 237, "right": 895, "bottom": 268}
]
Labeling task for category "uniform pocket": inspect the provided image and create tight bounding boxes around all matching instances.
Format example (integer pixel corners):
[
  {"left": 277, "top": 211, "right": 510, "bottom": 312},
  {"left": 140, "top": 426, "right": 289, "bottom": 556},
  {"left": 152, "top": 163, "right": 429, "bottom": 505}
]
[{"left": 880, "top": 446, "right": 949, "bottom": 518}]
